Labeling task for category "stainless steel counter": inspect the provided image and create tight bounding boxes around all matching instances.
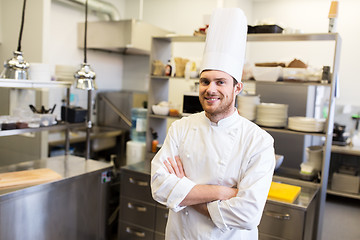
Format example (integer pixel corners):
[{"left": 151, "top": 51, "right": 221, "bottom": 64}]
[{"left": 0, "top": 155, "right": 113, "bottom": 240}]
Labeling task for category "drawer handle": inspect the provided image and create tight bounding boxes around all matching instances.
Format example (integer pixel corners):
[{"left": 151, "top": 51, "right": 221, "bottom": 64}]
[
  {"left": 264, "top": 210, "right": 291, "bottom": 220},
  {"left": 126, "top": 226, "right": 146, "bottom": 238},
  {"left": 128, "top": 177, "right": 149, "bottom": 187},
  {"left": 127, "top": 202, "right": 147, "bottom": 212}
]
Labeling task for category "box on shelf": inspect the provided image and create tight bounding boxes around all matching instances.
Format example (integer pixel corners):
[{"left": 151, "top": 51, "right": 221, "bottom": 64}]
[
  {"left": 331, "top": 172, "right": 360, "bottom": 194},
  {"left": 61, "top": 106, "right": 87, "bottom": 123}
]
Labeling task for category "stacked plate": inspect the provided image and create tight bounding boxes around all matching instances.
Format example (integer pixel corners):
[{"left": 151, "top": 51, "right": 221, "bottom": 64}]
[
  {"left": 237, "top": 95, "right": 260, "bottom": 121},
  {"left": 288, "top": 117, "right": 325, "bottom": 132},
  {"left": 256, "top": 103, "right": 288, "bottom": 127}
]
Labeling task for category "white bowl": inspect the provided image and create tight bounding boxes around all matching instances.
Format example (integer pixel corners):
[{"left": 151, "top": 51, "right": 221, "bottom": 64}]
[
  {"left": 152, "top": 105, "right": 169, "bottom": 116},
  {"left": 252, "top": 66, "right": 283, "bottom": 82}
]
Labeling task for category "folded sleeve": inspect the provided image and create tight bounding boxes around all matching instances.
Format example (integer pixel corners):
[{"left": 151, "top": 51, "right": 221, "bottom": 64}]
[{"left": 150, "top": 122, "right": 196, "bottom": 212}]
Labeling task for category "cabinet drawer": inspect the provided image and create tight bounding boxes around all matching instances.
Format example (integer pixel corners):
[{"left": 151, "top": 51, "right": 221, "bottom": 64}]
[
  {"left": 259, "top": 203, "right": 305, "bottom": 240},
  {"left": 155, "top": 204, "right": 168, "bottom": 233},
  {"left": 119, "top": 221, "right": 154, "bottom": 240},
  {"left": 120, "top": 197, "right": 156, "bottom": 229},
  {"left": 121, "top": 170, "right": 154, "bottom": 203}
]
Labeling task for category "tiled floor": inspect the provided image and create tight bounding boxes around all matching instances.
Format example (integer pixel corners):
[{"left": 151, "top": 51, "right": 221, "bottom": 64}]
[{"left": 321, "top": 195, "right": 360, "bottom": 240}]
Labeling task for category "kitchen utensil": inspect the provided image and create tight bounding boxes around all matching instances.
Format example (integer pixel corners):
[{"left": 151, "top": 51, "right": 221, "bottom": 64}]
[
  {"left": 29, "top": 104, "right": 38, "bottom": 113},
  {"left": 50, "top": 104, "right": 56, "bottom": 114}
]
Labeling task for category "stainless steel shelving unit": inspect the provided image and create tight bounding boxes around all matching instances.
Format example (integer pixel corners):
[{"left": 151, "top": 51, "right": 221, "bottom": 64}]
[
  {"left": 0, "top": 78, "right": 90, "bottom": 157},
  {"left": 147, "top": 33, "right": 341, "bottom": 240}
]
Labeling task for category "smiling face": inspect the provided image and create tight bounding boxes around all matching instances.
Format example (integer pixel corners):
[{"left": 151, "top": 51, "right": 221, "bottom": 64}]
[{"left": 199, "top": 70, "right": 243, "bottom": 123}]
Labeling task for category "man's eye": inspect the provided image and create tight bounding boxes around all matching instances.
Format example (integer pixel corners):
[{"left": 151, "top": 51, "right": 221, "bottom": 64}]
[
  {"left": 200, "top": 80, "right": 209, "bottom": 85},
  {"left": 217, "top": 81, "right": 225, "bottom": 85}
]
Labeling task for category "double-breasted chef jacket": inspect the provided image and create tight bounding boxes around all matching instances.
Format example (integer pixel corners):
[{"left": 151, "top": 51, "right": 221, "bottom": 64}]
[{"left": 151, "top": 110, "right": 275, "bottom": 239}]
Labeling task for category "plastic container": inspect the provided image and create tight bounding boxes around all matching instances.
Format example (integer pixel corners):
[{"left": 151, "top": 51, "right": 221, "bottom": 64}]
[
  {"left": 254, "top": 25, "right": 283, "bottom": 33},
  {"left": 35, "top": 114, "right": 56, "bottom": 127},
  {"left": 130, "top": 108, "right": 147, "bottom": 142}
]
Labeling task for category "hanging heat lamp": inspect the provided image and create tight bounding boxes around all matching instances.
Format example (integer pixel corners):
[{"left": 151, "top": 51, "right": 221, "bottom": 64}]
[
  {"left": 0, "top": 0, "right": 29, "bottom": 80},
  {"left": 74, "top": 0, "right": 97, "bottom": 90}
]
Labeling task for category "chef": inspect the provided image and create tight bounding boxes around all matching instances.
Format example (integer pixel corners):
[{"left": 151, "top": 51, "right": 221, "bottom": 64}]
[{"left": 151, "top": 8, "right": 275, "bottom": 240}]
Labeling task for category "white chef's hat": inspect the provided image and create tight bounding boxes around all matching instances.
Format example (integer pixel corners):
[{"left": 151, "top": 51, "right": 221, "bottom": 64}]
[{"left": 200, "top": 8, "right": 247, "bottom": 82}]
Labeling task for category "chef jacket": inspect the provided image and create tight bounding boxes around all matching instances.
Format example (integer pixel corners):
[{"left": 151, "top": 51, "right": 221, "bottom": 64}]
[{"left": 151, "top": 110, "right": 275, "bottom": 239}]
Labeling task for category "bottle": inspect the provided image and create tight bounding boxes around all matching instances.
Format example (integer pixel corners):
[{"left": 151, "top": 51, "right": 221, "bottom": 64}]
[
  {"left": 164, "top": 60, "right": 172, "bottom": 76},
  {"left": 328, "top": 1, "right": 339, "bottom": 33},
  {"left": 151, "top": 129, "right": 159, "bottom": 153}
]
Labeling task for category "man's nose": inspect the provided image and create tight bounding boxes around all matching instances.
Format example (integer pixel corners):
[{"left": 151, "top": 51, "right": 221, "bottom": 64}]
[{"left": 206, "top": 82, "right": 217, "bottom": 94}]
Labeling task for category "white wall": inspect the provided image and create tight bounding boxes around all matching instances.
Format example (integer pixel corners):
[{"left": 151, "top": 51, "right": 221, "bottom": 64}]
[
  {"left": 48, "top": 0, "right": 125, "bottom": 91},
  {"left": 251, "top": 0, "right": 360, "bottom": 107}
]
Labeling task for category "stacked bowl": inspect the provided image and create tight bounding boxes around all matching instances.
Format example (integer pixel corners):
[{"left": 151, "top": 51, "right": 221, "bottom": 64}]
[
  {"left": 237, "top": 95, "right": 260, "bottom": 121},
  {"left": 256, "top": 103, "right": 288, "bottom": 127}
]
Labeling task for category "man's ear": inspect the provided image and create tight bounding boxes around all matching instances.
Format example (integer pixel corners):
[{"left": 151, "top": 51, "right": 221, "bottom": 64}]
[{"left": 235, "top": 82, "right": 243, "bottom": 95}]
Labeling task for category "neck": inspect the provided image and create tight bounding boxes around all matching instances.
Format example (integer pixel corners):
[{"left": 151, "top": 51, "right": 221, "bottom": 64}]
[{"left": 205, "top": 107, "right": 236, "bottom": 124}]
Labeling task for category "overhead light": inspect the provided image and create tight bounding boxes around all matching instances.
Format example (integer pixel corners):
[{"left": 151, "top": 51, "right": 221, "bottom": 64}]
[
  {"left": 74, "top": 0, "right": 97, "bottom": 90},
  {"left": 74, "top": 63, "right": 96, "bottom": 90},
  {"left": 0, "top": 0, "right": 29, "bottom": 80}
]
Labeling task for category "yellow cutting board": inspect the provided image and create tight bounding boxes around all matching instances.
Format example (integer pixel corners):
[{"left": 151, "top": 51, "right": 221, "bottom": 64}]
[
  {"left": 0, "top": 168, "right": 62, "bottom": 190},
  {"left": 267, "top": 181, "right": 301, "bottom": 203}
]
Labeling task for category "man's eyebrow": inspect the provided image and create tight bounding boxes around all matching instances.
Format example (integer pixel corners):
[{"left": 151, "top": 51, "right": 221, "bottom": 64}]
[{"left": 200, "top": 77, "right": 228, "bottom": 81}]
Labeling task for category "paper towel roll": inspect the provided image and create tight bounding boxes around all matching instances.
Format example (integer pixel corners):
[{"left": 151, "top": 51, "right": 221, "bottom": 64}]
[{"left": 126, "top": 141, "right": 146, "bottom": 165}]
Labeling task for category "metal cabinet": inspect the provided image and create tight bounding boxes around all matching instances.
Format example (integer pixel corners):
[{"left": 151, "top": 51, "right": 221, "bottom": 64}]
[{"left": 118, "top": 162, "right": 167, "bottom": 240}]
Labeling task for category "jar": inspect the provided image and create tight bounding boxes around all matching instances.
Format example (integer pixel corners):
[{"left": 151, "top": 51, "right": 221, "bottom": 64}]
[{"left": 130, "top": 108, "right": 147, "bottom": 142}]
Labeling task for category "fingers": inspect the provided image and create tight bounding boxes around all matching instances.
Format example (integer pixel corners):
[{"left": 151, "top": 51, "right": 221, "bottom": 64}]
[
  {"left": 168, "top": 157, "right": 181, "bottom": 177},
  {"left": 163, "top": 156, "right": 185, "bottom": 178},
  {"left": 175, "top": 156, "right": 185, "bottom": 177},
  {"left": 164, "top": 160, "right": 174, "bottom": 174}
]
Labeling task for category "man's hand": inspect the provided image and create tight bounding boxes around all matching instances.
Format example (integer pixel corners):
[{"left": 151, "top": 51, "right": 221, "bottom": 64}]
[{"left": 164, "top": 156, "right": 185, "bottom": 178}]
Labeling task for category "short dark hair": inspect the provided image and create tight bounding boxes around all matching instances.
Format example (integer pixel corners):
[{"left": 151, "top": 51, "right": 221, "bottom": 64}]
[{"left": 233, "top": 77, "right": 238, "bottom": 87}]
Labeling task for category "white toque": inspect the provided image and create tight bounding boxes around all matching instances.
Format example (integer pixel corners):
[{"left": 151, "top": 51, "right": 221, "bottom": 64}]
[{"left": 200, "top": 8, "right": 247, "bottom": 82}]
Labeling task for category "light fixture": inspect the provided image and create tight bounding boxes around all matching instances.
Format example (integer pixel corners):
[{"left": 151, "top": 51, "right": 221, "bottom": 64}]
[
  {"left": 74, "top": 0, "right": 97, "bottom": 90},
  {"left": 0, "top": 0, "right": 29, "bottom": 80}
]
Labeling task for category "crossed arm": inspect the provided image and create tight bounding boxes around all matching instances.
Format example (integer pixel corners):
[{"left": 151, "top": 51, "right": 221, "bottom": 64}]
[{"left": 164, "top": 156, "right": 238, "bottom": 217}]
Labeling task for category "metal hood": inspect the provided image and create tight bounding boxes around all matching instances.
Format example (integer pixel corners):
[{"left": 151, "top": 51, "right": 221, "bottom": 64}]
[{"left": 77, "top": 19, "right": 172, "bottom": 55}]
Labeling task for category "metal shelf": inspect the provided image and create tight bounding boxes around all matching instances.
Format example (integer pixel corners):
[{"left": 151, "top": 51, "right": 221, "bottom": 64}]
[
  {"left": 261, "top": 127, "right": 327, "bottom": 137},
  {"left": 150, "top": 76, "right": 332, "bottom": 87},
  {"left": 0, "top": 78, "right": 73, "bottom": 89},
  {"left": 0, "top": 122, "right": 86, "bottom": 137},
  {"left": 247, "top": 33, "right": 340, "bottom": 42},
  {"left": 326, "top": 189, "right": 360, "bottom": 200},
  {"left": 154, "top": 33, "right": 340, "bottom": 43},
  {"left": 149, "top": 114, "right": 181, "bottom": 120},
  {"left": 243, "top": 80, "right": 331, "bottom": 87}
]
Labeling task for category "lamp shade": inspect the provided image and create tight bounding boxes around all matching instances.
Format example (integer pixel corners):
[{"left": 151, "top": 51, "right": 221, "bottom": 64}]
[
  {"left": 0, "top": 51, "right": 29, "bottom": 80},
  {"left": 74, "top": 63, "right": 97, "bottom": 90}
]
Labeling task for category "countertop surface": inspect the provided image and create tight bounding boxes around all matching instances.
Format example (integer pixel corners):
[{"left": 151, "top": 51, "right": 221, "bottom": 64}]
[
  {"left": 0, "top": 155, "right": 112, "bottom": 198},
  {"left": 331, "top": 144, "right": 360, "bottom": 156}
]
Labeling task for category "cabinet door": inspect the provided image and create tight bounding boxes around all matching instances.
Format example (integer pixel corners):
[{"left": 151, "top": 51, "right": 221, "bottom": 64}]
[
  {"left": 155, "top": 205, "right": 168, "bottom": 234},
  {"left": 120, "top": 197, "right": 156, "bottom": 229},
  {"left": 259, "top": 203, "right": 305, "bottom": 240}
]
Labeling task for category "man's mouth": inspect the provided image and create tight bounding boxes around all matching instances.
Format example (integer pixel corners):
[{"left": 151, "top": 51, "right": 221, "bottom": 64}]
[{"left": 204, "top": 96, "right": 220, "bottom": 102}]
